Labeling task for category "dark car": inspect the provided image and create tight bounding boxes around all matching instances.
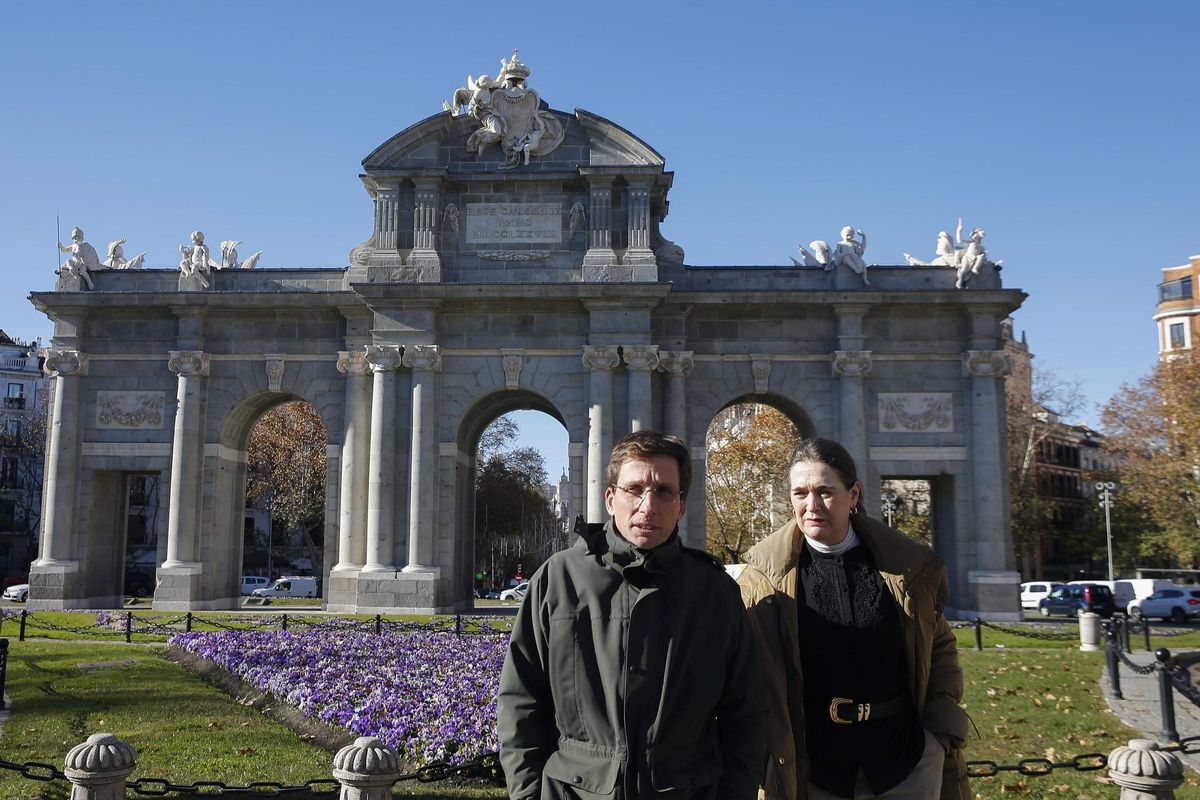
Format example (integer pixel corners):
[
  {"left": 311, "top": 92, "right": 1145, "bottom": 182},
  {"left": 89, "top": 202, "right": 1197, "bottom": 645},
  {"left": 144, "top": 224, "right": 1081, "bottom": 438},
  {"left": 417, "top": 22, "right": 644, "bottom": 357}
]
[{"left": 1038, "top": 583, "right": 1116, "bottom": 618}]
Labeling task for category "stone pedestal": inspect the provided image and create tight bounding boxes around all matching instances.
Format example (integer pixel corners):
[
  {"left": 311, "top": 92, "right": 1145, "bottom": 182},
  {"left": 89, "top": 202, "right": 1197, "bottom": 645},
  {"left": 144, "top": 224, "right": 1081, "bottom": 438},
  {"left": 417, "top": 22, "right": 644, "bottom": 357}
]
[
  {"left": 63, "top": 733, "right": 137, "bottom": 800},
  {"left": 152, "top": 563, "right": 205, "bottom": 611},
  {"left": 1079, "top": 612, "right": 1102, "bottom": 651},
  {"left": 1108, "top": 739, "right": 1184, "bottom": 799},
  {"left": 333, "top": 736, "right": 401, "bottom": 800},
  {"left": 26, "top": 560, "right": 79, "bottom": 610},
  {"left": 964, "top": 570, "right": 1023, "bottom": 622},
  {"left": 351, "top": 571, "right": 445, "bottom": 614}
]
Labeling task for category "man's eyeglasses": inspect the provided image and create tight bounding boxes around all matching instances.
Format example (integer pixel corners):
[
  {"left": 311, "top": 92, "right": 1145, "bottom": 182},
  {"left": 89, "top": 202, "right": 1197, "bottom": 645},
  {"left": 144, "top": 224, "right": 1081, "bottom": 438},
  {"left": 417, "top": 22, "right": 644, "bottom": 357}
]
[{"left": 611, "top": 483, "right": 684, "bottom": 506}]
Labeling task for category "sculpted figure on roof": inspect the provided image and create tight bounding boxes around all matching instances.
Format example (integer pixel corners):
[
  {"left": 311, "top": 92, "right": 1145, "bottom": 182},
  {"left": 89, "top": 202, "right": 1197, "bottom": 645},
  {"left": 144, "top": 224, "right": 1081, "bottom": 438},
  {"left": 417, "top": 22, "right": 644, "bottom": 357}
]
[{"left": 444, "top": 52, "right": 565, "bottom": 169}]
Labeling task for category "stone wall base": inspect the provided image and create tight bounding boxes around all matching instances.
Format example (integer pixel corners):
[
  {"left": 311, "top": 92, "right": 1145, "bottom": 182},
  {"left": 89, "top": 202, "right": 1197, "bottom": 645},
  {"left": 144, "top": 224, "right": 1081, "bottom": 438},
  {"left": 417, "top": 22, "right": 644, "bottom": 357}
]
[{"left": 325, "top": 569, "right": 452, "bottom": 614}]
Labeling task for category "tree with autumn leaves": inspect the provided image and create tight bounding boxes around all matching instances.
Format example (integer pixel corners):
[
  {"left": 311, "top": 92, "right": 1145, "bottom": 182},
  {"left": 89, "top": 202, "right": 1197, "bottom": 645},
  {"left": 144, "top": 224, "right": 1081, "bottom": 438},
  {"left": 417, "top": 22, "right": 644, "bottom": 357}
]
[{"left": 1102, "top": 350, "right": 1200, "bottom": 568}]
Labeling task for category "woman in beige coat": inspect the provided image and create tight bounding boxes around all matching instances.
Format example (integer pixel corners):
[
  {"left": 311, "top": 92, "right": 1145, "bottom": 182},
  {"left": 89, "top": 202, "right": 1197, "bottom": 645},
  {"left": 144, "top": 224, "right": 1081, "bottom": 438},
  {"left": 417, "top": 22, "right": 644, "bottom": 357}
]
[{"left": 737, "top": 438, "right": 968, "bottom": 800}]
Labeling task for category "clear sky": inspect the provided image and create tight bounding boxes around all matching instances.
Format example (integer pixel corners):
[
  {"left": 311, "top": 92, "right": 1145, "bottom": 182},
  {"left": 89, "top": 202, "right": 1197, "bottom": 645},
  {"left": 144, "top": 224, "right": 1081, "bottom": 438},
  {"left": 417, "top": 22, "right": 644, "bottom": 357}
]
[{"left": 3, "top": 1, "right": 1197, "bottom": 479}]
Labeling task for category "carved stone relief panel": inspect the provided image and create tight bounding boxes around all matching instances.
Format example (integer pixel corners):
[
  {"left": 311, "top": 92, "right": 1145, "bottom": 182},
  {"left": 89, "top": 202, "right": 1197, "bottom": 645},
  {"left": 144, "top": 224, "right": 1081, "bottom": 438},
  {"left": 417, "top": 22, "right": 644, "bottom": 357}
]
[
  {"left": 97, "top": 391, "right": 166, "bottom": 429},
  {"left": 878, "top": 393, "right": 953, "bottom": 433}
]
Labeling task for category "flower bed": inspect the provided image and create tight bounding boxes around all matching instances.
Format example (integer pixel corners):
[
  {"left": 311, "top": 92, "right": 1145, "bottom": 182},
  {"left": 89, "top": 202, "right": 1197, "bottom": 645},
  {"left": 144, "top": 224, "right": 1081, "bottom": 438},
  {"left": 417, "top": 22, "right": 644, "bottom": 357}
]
[{"left": 171, "top": 629, "right": 507, "bottom": 765}]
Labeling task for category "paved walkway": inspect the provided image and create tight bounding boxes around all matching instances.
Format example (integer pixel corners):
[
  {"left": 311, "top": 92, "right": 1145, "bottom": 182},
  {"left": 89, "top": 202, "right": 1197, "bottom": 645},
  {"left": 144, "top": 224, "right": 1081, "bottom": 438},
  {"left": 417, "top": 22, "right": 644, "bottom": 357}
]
[{"left": 1103, "top": 648, "right": 1200, "bottom": 774}]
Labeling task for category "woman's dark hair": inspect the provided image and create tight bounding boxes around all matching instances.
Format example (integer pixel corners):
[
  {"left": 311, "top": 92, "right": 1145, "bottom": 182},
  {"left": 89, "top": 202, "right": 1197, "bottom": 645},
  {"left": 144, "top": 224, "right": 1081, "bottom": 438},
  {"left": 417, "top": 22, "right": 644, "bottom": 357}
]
[{"left": 788, "top": 437, "right": 867, "bottom": 515}]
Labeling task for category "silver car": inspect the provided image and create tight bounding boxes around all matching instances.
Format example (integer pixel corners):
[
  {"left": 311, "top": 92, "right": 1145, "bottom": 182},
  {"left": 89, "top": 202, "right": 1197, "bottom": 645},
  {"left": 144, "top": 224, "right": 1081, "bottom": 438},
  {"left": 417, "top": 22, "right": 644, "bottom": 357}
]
[
  {"left": 2, "top": 583, "right": 29, "bottom": 602},
  {"left": 1128, "top": 586, "right": 1200, "bottom": 623}
]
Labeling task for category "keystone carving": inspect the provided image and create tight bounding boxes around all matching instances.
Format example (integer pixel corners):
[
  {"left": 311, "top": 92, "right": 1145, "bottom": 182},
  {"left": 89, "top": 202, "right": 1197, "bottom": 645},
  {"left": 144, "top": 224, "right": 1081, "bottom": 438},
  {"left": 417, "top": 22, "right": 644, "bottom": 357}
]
[
  {"left": 751, "top": 356, "right": 771, "bottom": 393},
  {"left": 501, "top": 349, "right": 523, "bottom": 388},
  {"left": 264, "top": 354, "right": 286, "bottom": 392}
]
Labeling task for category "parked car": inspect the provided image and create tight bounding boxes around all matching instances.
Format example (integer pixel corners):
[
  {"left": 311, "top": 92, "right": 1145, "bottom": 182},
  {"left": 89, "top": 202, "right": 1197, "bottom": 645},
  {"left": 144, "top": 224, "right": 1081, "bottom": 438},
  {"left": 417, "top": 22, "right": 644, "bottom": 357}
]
[
  {"left": 499, "top": 581, "right": 529, "bottom": 602},
  {"left": 1020, "top": 581, "right": 1064, "bottom": 610},
  {"left": 1038, "top": 583, "right": 1116, "bottom": 618},
  {"left": 1127, "top": 586, "right": 1200, "bottom": 623},
  {"left": 251, "top": 576, "right": 318, "bottom": 599},
  {"left": 241, "top": 575, "right": 270, "bottom": 596},
  {"left": 1, "top": 583, "right": 28, "bottom": 602}
]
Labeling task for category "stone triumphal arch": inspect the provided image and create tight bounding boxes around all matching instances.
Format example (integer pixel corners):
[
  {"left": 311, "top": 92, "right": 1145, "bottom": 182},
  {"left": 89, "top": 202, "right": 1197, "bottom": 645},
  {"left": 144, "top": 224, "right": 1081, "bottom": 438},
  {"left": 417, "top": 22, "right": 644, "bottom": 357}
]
[{"left": 29, "top": 55, "right": 1025, "bottom": 618}]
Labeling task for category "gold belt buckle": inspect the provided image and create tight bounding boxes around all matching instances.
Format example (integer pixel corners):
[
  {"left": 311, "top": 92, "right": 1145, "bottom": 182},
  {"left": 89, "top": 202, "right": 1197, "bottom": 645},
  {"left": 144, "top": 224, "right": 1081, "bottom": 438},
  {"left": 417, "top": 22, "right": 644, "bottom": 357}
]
[{"left": 828, "top": 697, "right": 871, "bottom": 724}]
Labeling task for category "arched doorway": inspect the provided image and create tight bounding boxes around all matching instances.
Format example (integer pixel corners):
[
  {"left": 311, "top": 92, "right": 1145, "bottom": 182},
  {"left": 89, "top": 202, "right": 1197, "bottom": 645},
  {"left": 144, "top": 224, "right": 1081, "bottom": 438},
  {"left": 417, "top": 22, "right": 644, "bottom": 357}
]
[
  {"left": 454, "top": 391, "right": 574, "bottom": 608},
  {"left": 703, "top": 397, "right": 813, "bottom": 563},
  {"left": 211, "top": 394, "right": 334, "bottom": 608}
]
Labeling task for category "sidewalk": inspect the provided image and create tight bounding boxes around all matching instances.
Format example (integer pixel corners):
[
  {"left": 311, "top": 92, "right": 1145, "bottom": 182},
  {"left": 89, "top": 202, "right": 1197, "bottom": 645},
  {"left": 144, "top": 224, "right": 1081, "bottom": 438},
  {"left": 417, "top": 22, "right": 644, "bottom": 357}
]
[{"left": 1103, "top": 649, "right": 1200, "bottom": 774}]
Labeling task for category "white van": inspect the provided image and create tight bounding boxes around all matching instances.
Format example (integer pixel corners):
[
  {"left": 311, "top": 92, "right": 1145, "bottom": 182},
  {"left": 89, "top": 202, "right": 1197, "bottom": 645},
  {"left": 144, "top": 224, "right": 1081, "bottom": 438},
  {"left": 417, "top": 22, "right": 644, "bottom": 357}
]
[
  {"left": 1020, "top": 581, "right": 1063, "bottom": 609},
  {"left": 252, "top": 576, "right": 318, "bottom": 599},
  {"left": 240, "top": 575, "right": 269, "bottom": 596}
]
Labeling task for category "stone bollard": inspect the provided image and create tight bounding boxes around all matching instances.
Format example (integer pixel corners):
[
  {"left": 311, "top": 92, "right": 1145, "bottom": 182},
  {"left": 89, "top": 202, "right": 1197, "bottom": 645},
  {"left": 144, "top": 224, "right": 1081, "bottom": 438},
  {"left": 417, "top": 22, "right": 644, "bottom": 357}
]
[
  {"left": 333, "top": 736, "right": 401, "bottom": 800},
  {"left": 1079, "top": 611, "right": 1101, "bottom": 652},
  {"left": 1108, "top": 739, "right": 1184, "bottom": 799},
  {"left": 63, "top": 733, "right": 137, "bottom": 800}
]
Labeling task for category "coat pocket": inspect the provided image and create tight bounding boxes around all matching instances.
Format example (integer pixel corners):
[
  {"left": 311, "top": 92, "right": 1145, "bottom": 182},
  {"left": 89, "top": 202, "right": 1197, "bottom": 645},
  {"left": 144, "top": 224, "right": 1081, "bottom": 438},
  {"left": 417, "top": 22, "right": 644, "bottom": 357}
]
[
  {"left": 649, "top": 744, "right": 722, "bottom": 792},
  {"left": 543, "top": 747, "right": 621, "bottom": 797}
]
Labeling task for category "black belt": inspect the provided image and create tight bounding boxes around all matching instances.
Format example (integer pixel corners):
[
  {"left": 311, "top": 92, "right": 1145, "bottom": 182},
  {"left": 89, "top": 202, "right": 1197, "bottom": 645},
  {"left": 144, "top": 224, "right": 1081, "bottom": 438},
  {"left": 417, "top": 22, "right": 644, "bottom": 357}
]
[{"left": 824, "top": 694, "right": 908, "bottom": 725}]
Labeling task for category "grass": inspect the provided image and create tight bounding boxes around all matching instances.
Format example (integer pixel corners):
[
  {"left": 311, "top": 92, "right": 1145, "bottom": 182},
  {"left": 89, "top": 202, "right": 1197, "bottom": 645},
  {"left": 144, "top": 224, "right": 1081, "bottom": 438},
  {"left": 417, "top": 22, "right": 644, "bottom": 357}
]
[{"left": 1, "top": 617, "right": 1199, "bottom": 799}]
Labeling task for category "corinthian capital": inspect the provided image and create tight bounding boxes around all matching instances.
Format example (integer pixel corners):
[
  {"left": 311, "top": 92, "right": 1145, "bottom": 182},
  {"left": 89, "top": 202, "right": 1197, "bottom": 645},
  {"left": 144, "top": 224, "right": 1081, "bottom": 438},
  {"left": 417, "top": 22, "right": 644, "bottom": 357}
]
[
  {"left": 365, "top": 345, "right": 403, "bottom": 372},
  {"left": 42, "top": 348, "right": 87, "bottom": 378},
  {"left": 657, "top": 351, "right": 694, "bottom": 377},
  {"left": 963, "top": 350, "right": 1011, "bottom": 378},
  {"left": 832, "top": 350, "right": 873, "bottom": 377},
  {"left": 402, "top": 344, "right": 442, "bottom": 372},
  {"left": 336, "top": 350, "right": 371, "bottom": 377},
  {"left": 168, "top": 350, "right": 209, "bottom": 378},
  {"left": 582, "top": 345, "right": 620, "bottom": 372},
  {"left": 622, "top": 345, "right": 660, "bottom": 372}
]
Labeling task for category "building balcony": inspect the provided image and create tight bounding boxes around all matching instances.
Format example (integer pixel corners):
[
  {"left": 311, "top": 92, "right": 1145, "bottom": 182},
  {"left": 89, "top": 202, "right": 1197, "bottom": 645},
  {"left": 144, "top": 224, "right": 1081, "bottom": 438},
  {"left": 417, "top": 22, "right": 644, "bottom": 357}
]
[
  {"left": 2, "top": 397, "right": 24, "bottom": 410},
  {"left": 1159, "top": 276, "right": 1193, "bottom": 303}
]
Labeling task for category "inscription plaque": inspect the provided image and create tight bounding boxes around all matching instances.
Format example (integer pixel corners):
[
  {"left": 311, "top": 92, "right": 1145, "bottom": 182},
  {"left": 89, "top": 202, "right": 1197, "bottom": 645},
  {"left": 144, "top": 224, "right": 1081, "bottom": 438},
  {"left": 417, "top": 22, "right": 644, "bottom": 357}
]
[{"left": 465, "top": 203, "right": 562, "bottom": 245}]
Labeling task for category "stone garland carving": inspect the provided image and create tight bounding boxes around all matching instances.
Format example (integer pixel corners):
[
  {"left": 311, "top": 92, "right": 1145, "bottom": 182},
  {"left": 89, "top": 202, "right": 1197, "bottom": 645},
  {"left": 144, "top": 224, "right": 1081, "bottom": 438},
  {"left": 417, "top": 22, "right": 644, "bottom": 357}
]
[
  {"left": 791, "top": 227, "right": 870, "bottom": 286},
  {"left": 443, "top": 52, "right": 565, "bottom": 169},
  {"left": 104, "top": 238, "right": 146, "bottom": 270},
  {"left": 478, "top": 250, "right": 551, "bottom": 261},
  {"left": 623, "top": 345, "right": 660, "bottom": 372},
  {"left": 402, "top": 344, "right": 442, "bottom": 372},
  {"left": 581, "top": 345, "right": 620, "bottom": 372},
  {"left": 264, "top": 355, "right": 286, "bottom": 392},
  {"left": 832, "top": 350, "right": 873, "bottom": 377},
  {"left": 963, "top": 350, "right": 1010, "bottom": 378},
  {"left": 501, "top": 349, "right": 523, "bottom": 388},
  {"left": 657, "top": 351, "right": 694, "bottom": 377},
  {"left": 751, "top": 356, "right": 771, "bottom": 393},
  {"left": 168, "top": 350, "right": 210, "bottom": 378},
  {"left": 97, "top": 391, "right": 166, "bottom": 429},
  {"left": 42, "top": 348, "right": 87, "bottom": 378},
  {"left": 903, "top": 218, "right": 1000, "bottom": 289},
  {"left": 878, "top": 393, "right": 953, "bottom": 433},
  {"left": 336, "top": 350, "right": 371, "bottom": 376}
]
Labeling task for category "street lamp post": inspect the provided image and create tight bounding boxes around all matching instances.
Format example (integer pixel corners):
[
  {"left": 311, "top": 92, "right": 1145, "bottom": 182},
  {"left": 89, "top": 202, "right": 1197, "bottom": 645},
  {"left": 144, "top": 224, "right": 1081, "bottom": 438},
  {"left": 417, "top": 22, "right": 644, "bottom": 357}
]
[
  {"left": 882, "top": 490, "right": 899, "bottom": 528},
  {"left": 1096, "top": 481, "right": 1116, "bottom": 582}
]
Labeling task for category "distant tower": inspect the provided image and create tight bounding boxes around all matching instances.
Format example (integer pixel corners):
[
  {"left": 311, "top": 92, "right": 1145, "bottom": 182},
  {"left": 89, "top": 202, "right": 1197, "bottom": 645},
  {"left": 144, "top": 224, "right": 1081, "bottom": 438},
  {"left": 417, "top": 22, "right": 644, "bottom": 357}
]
[{"left": 1156, "top": 255, "right": 1200, "bottom": 356}]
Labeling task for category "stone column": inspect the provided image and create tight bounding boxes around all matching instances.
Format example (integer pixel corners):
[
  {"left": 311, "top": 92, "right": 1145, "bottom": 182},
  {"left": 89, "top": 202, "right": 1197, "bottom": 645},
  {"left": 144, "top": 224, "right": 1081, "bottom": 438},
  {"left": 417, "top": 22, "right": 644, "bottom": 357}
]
[
  {"left": 658, "top": 351, "right": 693, "bottom": 442},
  {"left": 409, "top": 178, "right": 442, "bottom": 276},
  {"left": 623, "top": 345, "right": 659, "bottom": 432},
  {"left": 374, "top": 183, "right": 400, "bottom": 252},
  {"left": 582, "top": 176, "right": 617, "bottom": 269},
  {"left": 402, "top": 345, "right": 441, "bottom": 572},
  {"left": 63, "top": 733, "right": 137, "bottom": 800},
  {"left": 832, "top": 350, "right": 872, "bottom": 471},
  {"left": 35, "top": 349, "right": 87, "bottom": 566},
  {"left": 163, "top": 350, "right": 209, "bottom": 568},
  {"left": 582, "top": 345, "right": 620, "bottom": 521},
  {"left": 963, "top": 349, "right": 1012, "bottom": 567},
  {"left": 333, "top": 736, "right": 401, "bottom": 800},
  {"left": 624, "top": 179, "right": 657, "bottom": 272},
  {"left": 334, "top": 350, "right": 371, "bottom": 571},
  {"left": 363, "top": 345, "right": 402, "bottom": 572}
]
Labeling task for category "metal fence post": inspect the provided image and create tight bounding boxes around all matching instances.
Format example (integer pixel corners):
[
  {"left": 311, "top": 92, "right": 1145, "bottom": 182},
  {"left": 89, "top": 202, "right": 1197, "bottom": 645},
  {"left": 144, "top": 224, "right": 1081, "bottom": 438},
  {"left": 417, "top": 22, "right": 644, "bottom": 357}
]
[
  {"left": 185, "top": 612, "right": 193, "bottom": 633},
  {"left": 973, "top": 618, "right": 982, "bottom": 651},
  {"left": 1106, "top": 636, "right": 1123, "bottom": 700},
  {"left": 63, "top": 733, "right": 137, "bottom": 800},
  {"left": 1143, "top": 619, "right": 1152, "bottom": 652},
  {"left": 18, "top": 609, "right": 26, "bottom": 641},
  {"left": 0, "top": 639, "right": 8, "bottom": 711},
  {"left": 1122, "top": 615, "right": 1133, "bottom": 653},
  {"left": 124, "top": 612, "right": 133, "bottom": 644},
  {"left": 281, "top": 613, "right": 288, "bottom": 632},
  {"left": 455, "top": 614, "right": 463, "bottom": 637},
  {"left": 374, "top": 614, "right": 382, "bottom": 635},
  {"left": 1155, "top": 648, "right": 1180, "bottom": 743}
]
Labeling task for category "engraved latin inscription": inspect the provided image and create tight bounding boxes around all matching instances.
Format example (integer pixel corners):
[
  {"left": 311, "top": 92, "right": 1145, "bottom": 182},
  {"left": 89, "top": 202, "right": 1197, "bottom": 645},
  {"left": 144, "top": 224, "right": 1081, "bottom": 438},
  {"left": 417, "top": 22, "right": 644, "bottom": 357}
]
[{"left": 465, "top": 203, "right": 562, "bottom": 245}]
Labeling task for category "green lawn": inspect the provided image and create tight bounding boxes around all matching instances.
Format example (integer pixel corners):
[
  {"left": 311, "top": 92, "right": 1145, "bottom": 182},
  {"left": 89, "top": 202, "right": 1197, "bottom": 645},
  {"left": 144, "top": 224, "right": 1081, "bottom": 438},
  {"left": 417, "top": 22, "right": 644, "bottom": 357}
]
[{"left": 1, "top": 616, "right": 1198, "bottom": 799}]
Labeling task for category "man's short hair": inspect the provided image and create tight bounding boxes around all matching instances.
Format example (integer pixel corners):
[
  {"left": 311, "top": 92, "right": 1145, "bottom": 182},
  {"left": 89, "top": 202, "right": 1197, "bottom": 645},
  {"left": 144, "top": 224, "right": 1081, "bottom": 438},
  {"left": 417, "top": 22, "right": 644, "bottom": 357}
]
[{"left": 604, "top": 431, "right": 692, "bottom": 498}]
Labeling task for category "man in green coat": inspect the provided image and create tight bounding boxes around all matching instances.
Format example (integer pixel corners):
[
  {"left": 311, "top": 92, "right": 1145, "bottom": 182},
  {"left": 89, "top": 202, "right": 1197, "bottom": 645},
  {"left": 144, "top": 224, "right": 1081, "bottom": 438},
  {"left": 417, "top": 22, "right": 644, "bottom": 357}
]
[{"left": 498, "top": 431, "right": 767, "bottom": 799}]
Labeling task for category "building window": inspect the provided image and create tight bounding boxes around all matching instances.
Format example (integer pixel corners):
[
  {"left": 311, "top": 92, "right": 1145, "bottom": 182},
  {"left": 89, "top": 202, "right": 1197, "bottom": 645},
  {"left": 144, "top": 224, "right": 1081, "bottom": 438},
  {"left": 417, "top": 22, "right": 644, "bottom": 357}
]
[
  {"left": 0, "top": 457, "right": 17, "bottom": 488},
  {"left": 4, "top": 383, "right": 23, "bottom": 410},
  {"left": 5, "top": 420, "right": 19, "bottom": 440},
  {"left": 1160, "top": 277, "right": 1194, "bottom": 302},
  {"left": 1170, "top": 321, "right": 1187, "bottom": 349}
]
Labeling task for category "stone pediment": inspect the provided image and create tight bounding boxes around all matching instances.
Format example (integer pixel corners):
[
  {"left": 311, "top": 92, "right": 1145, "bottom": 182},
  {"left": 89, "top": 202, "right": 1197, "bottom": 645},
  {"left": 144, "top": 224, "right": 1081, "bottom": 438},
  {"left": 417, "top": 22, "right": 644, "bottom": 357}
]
[{"left": 361, "top": 108, "right": 665, "bottom": 172}]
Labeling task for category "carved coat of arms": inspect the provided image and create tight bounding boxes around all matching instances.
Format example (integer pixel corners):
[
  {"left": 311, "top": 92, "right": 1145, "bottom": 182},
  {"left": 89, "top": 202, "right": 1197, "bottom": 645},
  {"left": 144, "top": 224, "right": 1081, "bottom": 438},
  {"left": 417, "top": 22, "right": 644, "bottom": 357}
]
[{"left": 444, "top": 52, "right": 565, "bottom": 169}]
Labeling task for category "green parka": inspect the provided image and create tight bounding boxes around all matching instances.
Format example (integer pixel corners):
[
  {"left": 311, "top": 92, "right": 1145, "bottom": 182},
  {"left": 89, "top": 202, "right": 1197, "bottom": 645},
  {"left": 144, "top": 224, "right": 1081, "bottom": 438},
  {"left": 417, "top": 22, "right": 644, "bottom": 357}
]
[
  {"left": 498, "top": 519, "right": 767, "bottom": 799},
  {"left": 736, "top": 515, "right": 969, "bottom": 800}
]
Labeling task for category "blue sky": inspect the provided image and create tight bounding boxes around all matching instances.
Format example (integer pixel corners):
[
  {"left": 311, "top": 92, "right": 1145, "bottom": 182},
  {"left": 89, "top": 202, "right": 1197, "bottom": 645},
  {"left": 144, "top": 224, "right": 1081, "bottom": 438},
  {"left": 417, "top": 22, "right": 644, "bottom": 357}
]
[{"left": 3, "top": 1, "right": 1197, "bottom": 479}]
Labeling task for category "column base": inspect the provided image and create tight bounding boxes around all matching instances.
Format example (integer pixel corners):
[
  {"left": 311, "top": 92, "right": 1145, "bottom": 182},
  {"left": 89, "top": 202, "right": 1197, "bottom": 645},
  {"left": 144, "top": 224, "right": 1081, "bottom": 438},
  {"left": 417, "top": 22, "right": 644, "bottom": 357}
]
[
  {"left": 623, "top": 248, "right": 659, "bottom": 281},
  {"left": 346, "top": 571, "right": 449, "bottom": 614},
  {"left": 946, "top": 570, "right": 1022, "bottom": 621},
  {"left": 152, "top": 563, "right": 206, "bottom": 611},
  {"left": 406, "top": 250, "right": 442, "bottom": 282},
  {"left": 27, "top": 560, "right": 83, "bottom": 609}
]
